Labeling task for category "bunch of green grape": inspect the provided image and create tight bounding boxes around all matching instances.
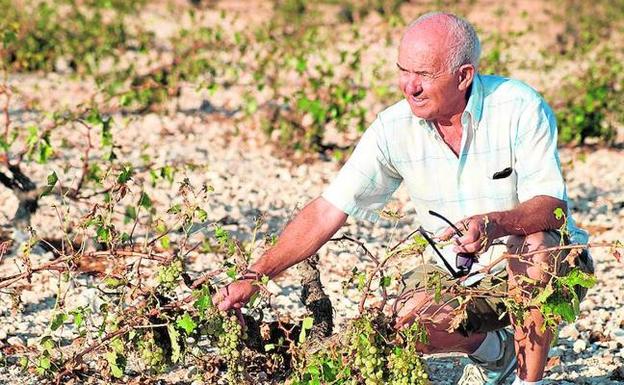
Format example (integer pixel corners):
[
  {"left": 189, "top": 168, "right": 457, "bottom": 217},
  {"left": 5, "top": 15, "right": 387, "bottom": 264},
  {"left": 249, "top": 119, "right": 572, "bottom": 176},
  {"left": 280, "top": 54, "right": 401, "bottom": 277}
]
[
  {"left": 156, "top": 260, "right": 183, "bottom": 291},
  {"left": 347, "top": 317, "right": 386, "bottom": 385},
  {"left": 200, "top": 307, "right": 223, "bottom": 338},
  {"left": 387, "top": 346, "right": 429, "bottom": 385},
  {"left": 138, "top": 331, "right": 166, "bottom": 372},
  {"left": 217, "top": 314, "right": 244, "bottom": 384},
  {"left": 387, "top": 321, "right": 430, "bottom": 385}
]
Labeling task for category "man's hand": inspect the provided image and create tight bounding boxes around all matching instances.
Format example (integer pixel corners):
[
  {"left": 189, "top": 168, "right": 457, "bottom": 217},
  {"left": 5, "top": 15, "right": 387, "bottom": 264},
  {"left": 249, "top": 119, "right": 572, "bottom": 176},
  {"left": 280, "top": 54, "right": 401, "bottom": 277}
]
[
  {"left": 213, "top": 279, "right": 259, "bottom": 311},
  {"left": 212, "top": 197, "right": 347, "bottom": 312},
  {"left": 438, "top": 215, "right": 498, "bottom": 254}
]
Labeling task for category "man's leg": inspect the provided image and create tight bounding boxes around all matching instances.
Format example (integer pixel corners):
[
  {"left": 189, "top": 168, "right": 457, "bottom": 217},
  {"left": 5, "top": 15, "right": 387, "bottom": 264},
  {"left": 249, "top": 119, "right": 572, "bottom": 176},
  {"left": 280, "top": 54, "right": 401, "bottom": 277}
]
[
  {"left": 506, "top": 231, "right": 562, "bottom": 382},
  {"left": 395, "top": 264, "right": 509, "bottom": 358},
  {"left": 395, "top": 290, "right": 487, "bottom": 355}
]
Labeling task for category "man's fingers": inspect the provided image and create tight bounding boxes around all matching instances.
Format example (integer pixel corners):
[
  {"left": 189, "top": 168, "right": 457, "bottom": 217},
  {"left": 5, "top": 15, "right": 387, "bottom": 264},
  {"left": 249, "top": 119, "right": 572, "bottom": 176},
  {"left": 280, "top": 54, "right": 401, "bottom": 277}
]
[
  {"left": 214, "top": 283, "right": 235, "bottom": 305},
  {"left": 235, "top": 308, "right": 246, "bottom": 328},
  {"left": 454, "top": 239, "right": 487, "bottom": 254},
  {"left": 217, "top": 297, "right": 234, "bottom": 311},
  {"left": 438, "top": 227, "right": 456, "bottom": 241}
]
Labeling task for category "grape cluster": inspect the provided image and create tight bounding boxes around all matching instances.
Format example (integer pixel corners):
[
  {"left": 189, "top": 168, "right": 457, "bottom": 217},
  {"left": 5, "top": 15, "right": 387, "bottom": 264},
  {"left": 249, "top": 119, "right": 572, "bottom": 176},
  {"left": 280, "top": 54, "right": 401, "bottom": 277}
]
[
  {"left": 139, "top": 332, "right": 166, "bottom": 372},
  {"left": 217, "top": 315, "right": 244, "bottom": 384},
  {"left": 388, "top": 321, "right": 430, "bottom": 385},
  {"left": 347, "top": 317, "right": 385, "bottom": 385},
  {"left": 387, "top": 346, "right": 429, "bottom": 385},
  {"left": 201, "top": 308, "right": 223, "bottom": 338},
  {"left": 290, "top": 314, "right": 430, "bottom": 385},
  {"left": 156, "top": 260, "right": 183, "bottom": 291}
]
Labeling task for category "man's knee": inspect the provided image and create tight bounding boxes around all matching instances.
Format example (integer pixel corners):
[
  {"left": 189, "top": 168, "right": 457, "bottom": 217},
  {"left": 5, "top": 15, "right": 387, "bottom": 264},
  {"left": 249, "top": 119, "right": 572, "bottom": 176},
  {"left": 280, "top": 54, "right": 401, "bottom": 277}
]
[
  {"left": 506, "top": 231, "right": 562, "bottom": 286},
  {"left": 395, "top": 290, "right": 437, "bottom": 330},
  {"left": 506, "top": 231, "right": 561, "bottom": 254}
]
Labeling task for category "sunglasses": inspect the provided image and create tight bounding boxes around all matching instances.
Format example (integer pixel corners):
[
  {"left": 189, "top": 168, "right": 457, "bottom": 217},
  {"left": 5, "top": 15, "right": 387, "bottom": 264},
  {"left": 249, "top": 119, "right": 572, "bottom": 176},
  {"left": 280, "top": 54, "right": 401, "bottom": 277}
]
[{"left": 417, "top": 210, "right": 475, "bottom": 279}]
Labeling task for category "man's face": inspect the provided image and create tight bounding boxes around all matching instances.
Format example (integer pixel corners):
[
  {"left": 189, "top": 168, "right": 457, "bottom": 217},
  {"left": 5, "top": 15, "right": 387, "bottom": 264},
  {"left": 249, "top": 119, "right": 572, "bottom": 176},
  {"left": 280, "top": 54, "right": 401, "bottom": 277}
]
[{"left": 397, "top": 30, "right": 465, "bottom": 122}]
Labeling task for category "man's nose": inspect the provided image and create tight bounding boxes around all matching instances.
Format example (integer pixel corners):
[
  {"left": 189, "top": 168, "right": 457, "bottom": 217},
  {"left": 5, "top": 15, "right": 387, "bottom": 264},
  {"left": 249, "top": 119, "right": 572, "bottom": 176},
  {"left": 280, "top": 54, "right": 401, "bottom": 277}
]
[{"left": 405, "top": 75, "right": 423, "bottom": 94}]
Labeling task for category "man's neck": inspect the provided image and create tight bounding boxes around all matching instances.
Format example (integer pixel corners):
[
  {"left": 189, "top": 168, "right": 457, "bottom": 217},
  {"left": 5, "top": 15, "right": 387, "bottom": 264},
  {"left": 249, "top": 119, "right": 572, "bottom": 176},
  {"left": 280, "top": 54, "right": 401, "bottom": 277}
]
[
  {"left": 432, "top": 109, "right": 464, "bottom": 138},
  {"left": 432, "top": 108, "right": 466, "bottom": 157},
  {"left": 432, "top": 86, "right": 471, "bottom": 132}
]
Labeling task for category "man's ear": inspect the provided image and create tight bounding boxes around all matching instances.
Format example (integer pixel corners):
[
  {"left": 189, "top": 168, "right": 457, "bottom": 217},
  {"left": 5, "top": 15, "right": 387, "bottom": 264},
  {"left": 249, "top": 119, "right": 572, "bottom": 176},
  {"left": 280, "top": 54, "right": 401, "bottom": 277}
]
[{"left": 457, "top": 64, "right": 475, "bottom": 91}]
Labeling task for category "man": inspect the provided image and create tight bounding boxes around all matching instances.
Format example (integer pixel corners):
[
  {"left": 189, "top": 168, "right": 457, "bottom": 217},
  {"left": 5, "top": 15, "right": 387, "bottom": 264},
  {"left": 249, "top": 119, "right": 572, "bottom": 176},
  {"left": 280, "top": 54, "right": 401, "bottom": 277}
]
[{"left": 214, "top": 12, "right": 592, "bottom": 385}]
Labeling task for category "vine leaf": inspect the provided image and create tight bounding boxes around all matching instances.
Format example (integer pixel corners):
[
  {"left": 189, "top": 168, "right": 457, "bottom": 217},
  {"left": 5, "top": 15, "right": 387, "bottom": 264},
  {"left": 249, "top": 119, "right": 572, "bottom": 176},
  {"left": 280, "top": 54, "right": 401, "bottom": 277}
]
[
  {"left": 50, "top": 312, "right": 67, "bottom": 331},
  {"left": 168, "top": 324, "right": 182, "bottom": 363},
  {"left": 40, "top": 171, "right": 58, "bottom": 197},
  {"left": 298, "top": 316, "right": 314, "bottom": 344},
  {"left": 531, "top": 284, "right": 554, "bottom": 306},
  {"left": 105, "top": 350, "right": 124, "bottom": 378},
  {"left": 559, "top": 268, "right": 597, "bottom": 288},
  {"left": 176, "top": 313, "right": 197, "bottom": 334},
  {"left": 193, "top": 288, "right": 213, "bottom": 312}
]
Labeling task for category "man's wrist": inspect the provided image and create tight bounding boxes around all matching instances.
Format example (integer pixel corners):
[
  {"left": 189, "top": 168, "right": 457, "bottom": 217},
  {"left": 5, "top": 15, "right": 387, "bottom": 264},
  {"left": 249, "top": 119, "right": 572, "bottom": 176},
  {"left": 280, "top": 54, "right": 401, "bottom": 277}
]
[
  {"left": 487, "top": 211, "right": 508, "bottom": 239},
  {"left": 240, "top": 268, "right": 264, "bottom": 281},
  {"left": 247, "top": 260, "right": 276, "bottom": 281}
]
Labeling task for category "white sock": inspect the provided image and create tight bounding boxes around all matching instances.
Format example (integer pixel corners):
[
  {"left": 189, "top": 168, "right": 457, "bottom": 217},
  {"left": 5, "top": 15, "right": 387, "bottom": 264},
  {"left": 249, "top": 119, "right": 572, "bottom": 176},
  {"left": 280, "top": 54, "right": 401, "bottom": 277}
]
[
  {"left": 470, "top": 331, "right": 502, "bottom": 362},
  {"left": 512, "top": 376, "right": 543, "bottom": 385}
]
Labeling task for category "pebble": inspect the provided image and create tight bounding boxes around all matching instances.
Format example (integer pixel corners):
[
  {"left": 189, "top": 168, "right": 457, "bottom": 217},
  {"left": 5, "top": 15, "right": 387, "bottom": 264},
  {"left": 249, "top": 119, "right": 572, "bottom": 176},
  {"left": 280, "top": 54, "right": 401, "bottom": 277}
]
[
  {"left": 573, "top": 339, "right": 588, "bottom": 353},
  {"left": 560, "top": 324, "right": 580, "bottom": 340},
  {"left": 576, "top": 317, "right": 592, "bottom": 331},
  {"left": 7, "top": 336, "right": 24, "bottom": 347},
  {"left": 611, "top": 328, "right": 624, "bottom": 338}
]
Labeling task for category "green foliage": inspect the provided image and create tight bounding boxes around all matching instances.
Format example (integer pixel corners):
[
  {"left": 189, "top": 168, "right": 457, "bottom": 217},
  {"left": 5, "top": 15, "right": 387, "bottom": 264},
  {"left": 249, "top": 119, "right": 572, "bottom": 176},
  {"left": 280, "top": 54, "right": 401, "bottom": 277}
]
[
  {"left": 0, "top": 0, "right": 152, "bottom": 73},
  {"left": 92, "top": 7, "right": 379, "bottom": 153},
  {"left": 292, "top": 314, "right": 429, "bottom": 385},
  {"left": 157, "top": 260, "right": 183, "bottom": 291},
  {"left": 526, "top": 267, "right": 597, "bottom": 330},
  {"left": 545, "top": 1, "right": 624, "bottom": 144},
  {"left": 555, "top": 50, "right": 623, "bottom": 145}
]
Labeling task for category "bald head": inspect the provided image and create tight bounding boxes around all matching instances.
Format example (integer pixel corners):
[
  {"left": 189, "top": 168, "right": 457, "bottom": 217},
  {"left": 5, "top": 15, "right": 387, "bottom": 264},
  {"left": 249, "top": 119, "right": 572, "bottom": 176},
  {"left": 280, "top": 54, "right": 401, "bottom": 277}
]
[{"left": 400, "top": 12, "right": 481, "bottom": 72}]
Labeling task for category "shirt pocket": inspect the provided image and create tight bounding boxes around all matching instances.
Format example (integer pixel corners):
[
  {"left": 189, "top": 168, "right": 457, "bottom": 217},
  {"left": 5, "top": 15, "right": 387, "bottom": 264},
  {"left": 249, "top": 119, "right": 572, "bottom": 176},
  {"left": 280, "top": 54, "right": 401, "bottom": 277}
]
[{"left": 485, "top": 162, "right": 517, "bottom": 200}]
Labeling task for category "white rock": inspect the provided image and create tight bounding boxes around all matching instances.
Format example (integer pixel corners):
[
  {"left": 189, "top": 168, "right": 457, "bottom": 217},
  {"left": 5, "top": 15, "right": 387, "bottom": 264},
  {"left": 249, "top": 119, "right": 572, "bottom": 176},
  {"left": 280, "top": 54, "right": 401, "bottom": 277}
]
[
  {"left": 549, "top": 346, "right": 563, "bottom": 357},
  {"left": 573, "top": 339, "right": 588, "bottom": 353},
  {"left": 611, "top": 328, "right": 624, "bottom": 338},
  {"left": 575, "top": 318, "right": 592, "bottom": 331},
  {"left": 7, "top": 336, "right": 24, "bottom": 346},
  {"left": 597, "top": 309, "right": 611, "bottom": 323},
  {"left": 560, "top": 324, "right": 580, "bottom": 339}
]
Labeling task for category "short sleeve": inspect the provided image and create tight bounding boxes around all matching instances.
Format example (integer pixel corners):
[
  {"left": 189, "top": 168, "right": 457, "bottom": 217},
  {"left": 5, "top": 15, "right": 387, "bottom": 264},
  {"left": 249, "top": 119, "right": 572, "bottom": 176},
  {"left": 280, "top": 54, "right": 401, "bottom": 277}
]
[
  {"left": 322, "top": 118, "right": 403, "bottom": 222},
  {"left": 515, "top": 99, "right": 566, "bottom": 202}
]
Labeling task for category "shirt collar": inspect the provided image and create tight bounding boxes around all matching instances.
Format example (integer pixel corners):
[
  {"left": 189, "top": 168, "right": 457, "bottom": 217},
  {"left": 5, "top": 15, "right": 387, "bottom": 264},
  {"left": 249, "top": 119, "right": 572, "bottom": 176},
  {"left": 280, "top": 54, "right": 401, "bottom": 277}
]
[{"left": 462, "top": 73, "right": 484, "bottom": 130}]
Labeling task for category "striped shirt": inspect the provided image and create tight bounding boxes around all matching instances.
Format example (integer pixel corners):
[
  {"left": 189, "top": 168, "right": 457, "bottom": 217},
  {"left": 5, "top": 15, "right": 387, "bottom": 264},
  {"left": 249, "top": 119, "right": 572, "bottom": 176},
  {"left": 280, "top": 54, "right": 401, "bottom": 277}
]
[{"left": 323, "top": 74, "right": 589, "bottom": 276}]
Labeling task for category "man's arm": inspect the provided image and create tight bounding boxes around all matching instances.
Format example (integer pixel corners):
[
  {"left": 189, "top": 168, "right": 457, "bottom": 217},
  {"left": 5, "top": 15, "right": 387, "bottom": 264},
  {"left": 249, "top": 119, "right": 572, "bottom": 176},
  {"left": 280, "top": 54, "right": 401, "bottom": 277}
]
[
  {"left": 440, "top": 195, "right": 566, "bottom": 254},
  {"left": 214, "top": 196, "right": 347, "bottom": 311}
]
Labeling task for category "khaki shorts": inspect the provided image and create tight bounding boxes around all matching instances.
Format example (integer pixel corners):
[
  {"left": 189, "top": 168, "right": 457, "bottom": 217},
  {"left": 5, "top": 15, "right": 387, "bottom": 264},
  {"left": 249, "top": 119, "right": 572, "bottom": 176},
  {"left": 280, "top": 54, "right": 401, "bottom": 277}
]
[{"left": 402, "top": 243, "right": 594, "bottom": 336}]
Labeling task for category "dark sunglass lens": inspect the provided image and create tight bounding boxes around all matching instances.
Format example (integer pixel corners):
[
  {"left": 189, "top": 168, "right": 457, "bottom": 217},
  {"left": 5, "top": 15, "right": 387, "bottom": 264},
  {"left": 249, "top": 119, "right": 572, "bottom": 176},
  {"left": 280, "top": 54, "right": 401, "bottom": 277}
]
[{"left": 456, "top": 253, "right": 474, "bottom": 271}]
